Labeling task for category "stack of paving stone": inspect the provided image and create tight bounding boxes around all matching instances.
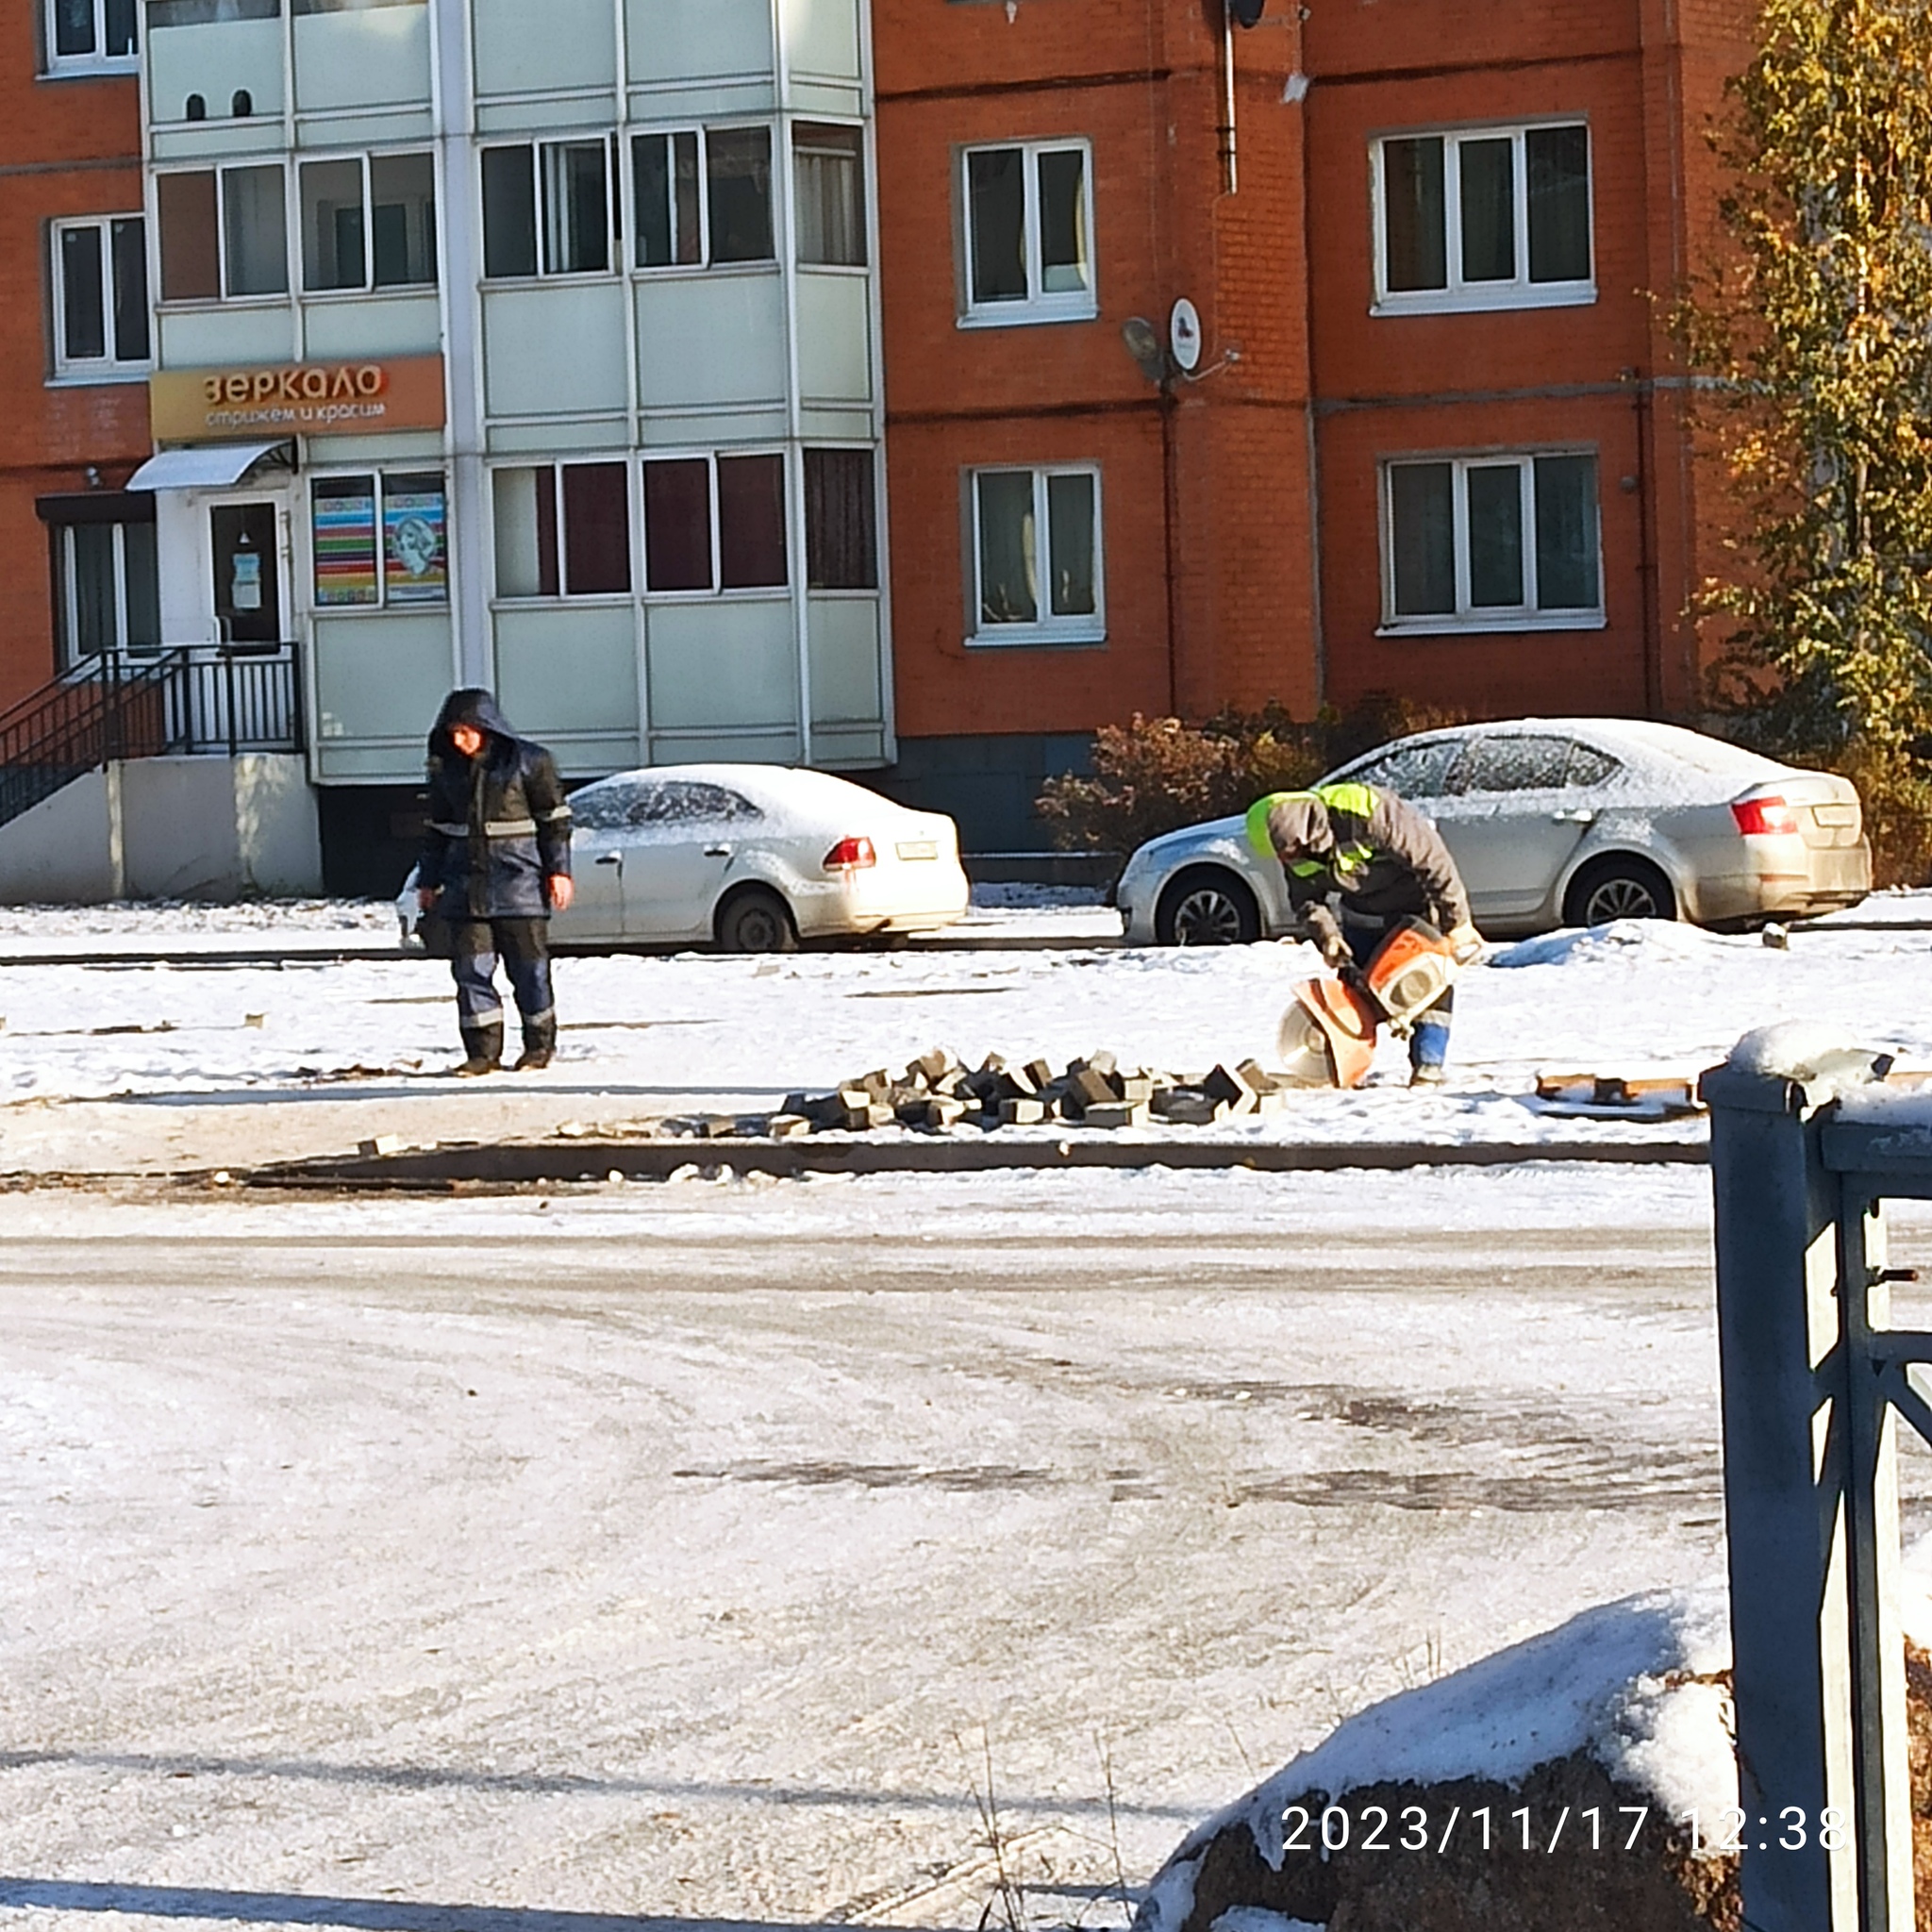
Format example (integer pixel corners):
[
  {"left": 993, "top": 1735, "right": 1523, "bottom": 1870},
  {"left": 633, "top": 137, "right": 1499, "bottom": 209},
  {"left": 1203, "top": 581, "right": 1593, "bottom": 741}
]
[{"left": 664, "top": 1048, "right": 1296, "bottom": 1141}]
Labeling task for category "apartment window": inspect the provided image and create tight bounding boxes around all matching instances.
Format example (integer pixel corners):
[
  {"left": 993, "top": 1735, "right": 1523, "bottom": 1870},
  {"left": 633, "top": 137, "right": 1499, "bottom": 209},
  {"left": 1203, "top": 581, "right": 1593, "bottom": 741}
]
[
  {"left": 794, "top": 124, "right": 866, "bottom": 267},
  {"left": 1375, "top": 123, "right": 1592, "bottom": 313},
  {"left": 157, "top": 165, "right": 289, "bottom": 300},
  {"left": 492, "top": 463, "right": 630, "bottom": 597},
  {"left": 50, "top": 519, "right": 159, "bottom": 665},
  {"left": 313, "top": 473, "right": 447, "bottom": 608},
  {"left": 44, "top": 0, "right": 137, "bottom": 71},
  {"left": 50, "top": 217, "right": 149, "bottom": 377},
  {"left": 642, "top": 454, "right": 788, "bottom": 593},
  {"left": 805, "top": 449, "right": 877, "bottom": 591},
  {"left": 961, "top": 140, "right": 1094, "bottom": 325},
  {"left": 970, "top": 466, "right": 1101, "bottom": 644},
  {"left": 631, "top": 125, "right": 774, "bottom": 269},
  {"left": 301, "top": 153, "right": 437, "bottom": 293},
  {"left": 482, "top": 141, "right": 616, "bottom": 279},
  {"left": 1382, "top": 453, "right": 1602, "bottom": 630}
]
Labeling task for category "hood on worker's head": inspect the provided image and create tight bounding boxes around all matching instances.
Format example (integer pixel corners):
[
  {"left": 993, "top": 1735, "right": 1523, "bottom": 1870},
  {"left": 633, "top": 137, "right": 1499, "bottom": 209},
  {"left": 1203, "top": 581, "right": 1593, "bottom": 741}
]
[
  {"left": 1248, "top": 791, "right": 1333, "bottom": 862},
  {"left": 430, "top": 687, "right": 515, "bottom": 753}
]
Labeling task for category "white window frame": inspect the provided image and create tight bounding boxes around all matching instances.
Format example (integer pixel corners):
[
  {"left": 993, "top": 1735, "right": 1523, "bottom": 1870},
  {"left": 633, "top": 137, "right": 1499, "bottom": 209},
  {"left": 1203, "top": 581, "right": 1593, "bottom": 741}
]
[
  {"left": 298, "top": 150, "right": 439, "bottom": 298},
  {"left": 639, "top": 448, "right": 791, "bottom": 599},
  {"left": 1377, "top": 450, "right": 1606, "bottom": 637},
  {"left": 49, "top": 214, "right": 149, "bottom": 381},
  {"left": 487, "top": 459, "right": 635, "bottom": 604},
  {"left": 154, "top": 163, "right": 292, "bottom": 306},
  {"left": 1371, "top": 120, "right": 1595, "bottom": 317},
  {"left": 958, "top": 138, "right": 1098, "bottom": 328},
  {"left": 478, "top": 139, "right": 620, "bottom": 283},
  {"left": 42, "top": 0, "right": 138, "bottom": 75},
  {"left": 51, "top": 521, "right": 156, "bottom": 666},
  {"left": 627, "top": 124, "right": 777, "bottom": 274},
  {"left": 966, "top": 463, "right": 1106, "bottom": 648}
]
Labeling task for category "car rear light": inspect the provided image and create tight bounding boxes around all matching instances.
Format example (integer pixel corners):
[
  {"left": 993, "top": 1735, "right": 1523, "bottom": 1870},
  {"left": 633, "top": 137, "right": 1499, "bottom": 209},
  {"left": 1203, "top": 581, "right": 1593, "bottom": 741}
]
[
  {"left": 1732, "top": 795, "right": 1800, "bottom": 837},
  {"left": 824, "top": 835, "right": 876, "bottom": 872}
]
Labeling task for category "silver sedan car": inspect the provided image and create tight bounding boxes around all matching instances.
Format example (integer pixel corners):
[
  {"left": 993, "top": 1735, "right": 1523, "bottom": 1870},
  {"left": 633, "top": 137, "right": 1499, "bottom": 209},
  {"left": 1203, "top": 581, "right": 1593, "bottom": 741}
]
[{"left": 1116, "top": 718, "right": 1872, "bottom": 943}]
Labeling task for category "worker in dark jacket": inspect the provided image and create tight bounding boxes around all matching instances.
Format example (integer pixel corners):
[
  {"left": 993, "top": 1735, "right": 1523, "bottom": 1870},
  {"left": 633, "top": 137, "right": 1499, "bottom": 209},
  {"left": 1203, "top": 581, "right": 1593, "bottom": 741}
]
[
  {"left": 1246, "top": 782, "right": 1479, "bottom": 1086},
  {"left": 417, "top": 689, "right": 575, "bottom": 1075}
]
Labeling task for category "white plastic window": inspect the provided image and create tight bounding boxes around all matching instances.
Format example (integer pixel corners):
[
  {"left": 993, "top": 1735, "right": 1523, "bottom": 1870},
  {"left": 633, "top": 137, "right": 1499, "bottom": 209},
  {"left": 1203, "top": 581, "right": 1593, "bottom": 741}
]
[
  {"left": 1374, "top": 123, "right": 1593, "bottom": 314},
  {"left": 1381, "top": 452, "right": 1603, "bottom": 632},
  {"left": 300, "top": 153, "right": 437, "bottom": 294},
  {"left": 44, "top": 0, "right": 137, "bottom": 72},
  {"left": 631, "top": 125, "right": 774, "bottom": 269},
  {"left": 961, "top": 140, "right": 1095, "bottom": 325},
  {"left": 969, "top": 465, "right": 1103, "bottom": 646},
  {"left": 50, "top": 216, "right": 149, "bottom": 377}
]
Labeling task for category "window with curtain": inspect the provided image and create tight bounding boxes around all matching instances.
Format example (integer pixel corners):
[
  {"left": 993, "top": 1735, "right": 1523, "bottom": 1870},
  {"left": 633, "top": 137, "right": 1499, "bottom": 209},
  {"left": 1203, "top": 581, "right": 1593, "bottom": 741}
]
[
  {"left": 157, "top": 166, "right": 291, "bottom": 300},
  {"left": 50, "top": 216, "right": 149, "bottom": 375},
  {"left": 970, "top": 466, "right": 1103, "bottom": 645},
  {"left": 961, "top": 140, "right": 1095, "bottom": 324},
  {"left": 1381, "top": 451, "right": 1602, "bottom": 629},
  {"left": 794, "top": 125, "right": 866, "bottom": 267},
  {"left": 1375, "top": 123, "right": 1593, "bottom": 312},
  {"left": 632, "top": 125, "right": 774, "bottom": 269},
  {"left": 44, "top": 0, "right": 137, "bottom": 70},
  {"left": 223, "top": 164, "right": 289, "bottom": 296},
  {"left": 643, "top": 453, "right": 790, "bottom": 594},
  {"left": 805, "top": 449, "right": 877, "bottom": 591},
  {"left": 492, "top": 464, "right": 630, "bottom": 599}
]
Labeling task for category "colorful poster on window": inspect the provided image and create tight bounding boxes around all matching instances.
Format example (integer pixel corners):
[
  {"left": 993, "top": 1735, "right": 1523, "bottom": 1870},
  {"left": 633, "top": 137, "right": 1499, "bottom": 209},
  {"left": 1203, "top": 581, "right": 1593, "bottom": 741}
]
[
  {"left": 384, "top": 475, "right": 447, "bottom": 606},
  {"left": 312, "top": 480, "right": 378, "bottom": 608}
]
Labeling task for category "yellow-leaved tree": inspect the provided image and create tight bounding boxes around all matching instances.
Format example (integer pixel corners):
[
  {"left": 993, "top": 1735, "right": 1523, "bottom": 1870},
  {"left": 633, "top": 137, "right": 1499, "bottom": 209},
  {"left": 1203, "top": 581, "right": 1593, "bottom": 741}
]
[{"left": 1685, "top": 0, "right": 1932, "bottom": 793}]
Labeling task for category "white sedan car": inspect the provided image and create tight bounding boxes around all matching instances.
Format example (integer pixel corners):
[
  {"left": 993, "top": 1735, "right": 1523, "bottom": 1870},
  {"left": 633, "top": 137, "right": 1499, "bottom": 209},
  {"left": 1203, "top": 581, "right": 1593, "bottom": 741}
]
[
  {"left": 400, "top": 763, "right": 968, "bottom": 952},
  {"left": 1116, "top": 718, "right": 1872, "bottom": 944}
]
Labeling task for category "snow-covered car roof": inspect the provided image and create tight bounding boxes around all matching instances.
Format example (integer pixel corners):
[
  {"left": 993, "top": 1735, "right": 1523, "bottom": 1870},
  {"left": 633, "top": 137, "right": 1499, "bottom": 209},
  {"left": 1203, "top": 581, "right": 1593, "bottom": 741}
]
[{"left": 570, "top": 762, "right": 943, "bottom": 827}]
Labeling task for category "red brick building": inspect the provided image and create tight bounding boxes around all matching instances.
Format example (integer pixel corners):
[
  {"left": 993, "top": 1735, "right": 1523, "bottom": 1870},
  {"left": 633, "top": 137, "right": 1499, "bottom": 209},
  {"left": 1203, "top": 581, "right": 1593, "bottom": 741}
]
[
  {"left": 872, "top": 0, "right": 1754, "bottom": 848},
  {"left": 0, "top": 1, "right": 151, "bottom": 718}
]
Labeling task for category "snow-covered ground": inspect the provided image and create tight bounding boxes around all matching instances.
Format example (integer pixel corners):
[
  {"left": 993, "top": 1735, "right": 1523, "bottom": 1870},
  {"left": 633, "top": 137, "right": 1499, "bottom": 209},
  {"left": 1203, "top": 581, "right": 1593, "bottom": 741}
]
[
  {"left": 0, "top": 1164, "right": 1781, "bottom": 1932},
  {"left": 3, "top": 902, "right": 1930, "bottom": 1174}
]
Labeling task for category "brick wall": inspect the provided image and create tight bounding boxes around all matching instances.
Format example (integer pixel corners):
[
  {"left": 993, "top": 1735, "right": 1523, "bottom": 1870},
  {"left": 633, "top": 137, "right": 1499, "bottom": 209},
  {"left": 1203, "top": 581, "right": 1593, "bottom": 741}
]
[
  {"left": 0, "top": 5, "right": 147, "bottom": 714},
  {"left": 875, "top": 0, "right": 1757, "bottom": 749}
]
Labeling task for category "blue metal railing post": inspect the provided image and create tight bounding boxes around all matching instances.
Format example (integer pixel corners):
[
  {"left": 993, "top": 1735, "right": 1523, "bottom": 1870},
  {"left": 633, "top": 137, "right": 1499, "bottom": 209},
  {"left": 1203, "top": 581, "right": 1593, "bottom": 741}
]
[{"left": 1702, "top": 1049, "right": 1907, "bottom": 1932}]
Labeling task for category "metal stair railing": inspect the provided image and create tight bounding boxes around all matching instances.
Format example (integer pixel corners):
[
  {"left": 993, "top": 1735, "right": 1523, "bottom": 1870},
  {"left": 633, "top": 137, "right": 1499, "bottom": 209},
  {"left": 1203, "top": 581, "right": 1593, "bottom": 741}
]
[{"left": 0, "top": 645, "right": 304, "bottom": 835}]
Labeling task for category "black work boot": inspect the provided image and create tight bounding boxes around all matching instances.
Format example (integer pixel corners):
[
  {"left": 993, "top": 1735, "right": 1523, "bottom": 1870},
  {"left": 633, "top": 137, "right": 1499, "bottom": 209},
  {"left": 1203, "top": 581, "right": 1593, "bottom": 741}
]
[
  {"left": 456, "top": 1021, "right": 504, "bottom": 1076},
  {"left": 513, "top": 1012, "right": 558, "bottom": 1073}
]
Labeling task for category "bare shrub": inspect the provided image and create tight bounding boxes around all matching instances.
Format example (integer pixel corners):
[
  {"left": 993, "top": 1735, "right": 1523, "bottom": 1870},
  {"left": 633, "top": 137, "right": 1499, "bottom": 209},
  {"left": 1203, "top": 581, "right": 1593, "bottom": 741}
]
[{"left": 1038, "top": 698, "right": 1465, "bottom": 857}]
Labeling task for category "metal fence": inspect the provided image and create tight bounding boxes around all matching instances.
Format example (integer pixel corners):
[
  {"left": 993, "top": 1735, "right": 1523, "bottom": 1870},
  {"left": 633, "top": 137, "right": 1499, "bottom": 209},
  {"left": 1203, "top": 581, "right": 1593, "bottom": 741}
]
[
  {"left": 1705, "top": 1044, "right": 1932, "bottom": 1932},
  {"left": 0, "top": 646, "right": 302, "bottom": 834}
]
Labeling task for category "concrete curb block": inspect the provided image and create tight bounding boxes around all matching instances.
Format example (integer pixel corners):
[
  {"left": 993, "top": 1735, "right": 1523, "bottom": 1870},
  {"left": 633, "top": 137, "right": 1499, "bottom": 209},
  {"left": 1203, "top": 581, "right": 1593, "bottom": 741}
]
[{"left": 240, "top": 1134, "right": 1710, "bottom": 1190}]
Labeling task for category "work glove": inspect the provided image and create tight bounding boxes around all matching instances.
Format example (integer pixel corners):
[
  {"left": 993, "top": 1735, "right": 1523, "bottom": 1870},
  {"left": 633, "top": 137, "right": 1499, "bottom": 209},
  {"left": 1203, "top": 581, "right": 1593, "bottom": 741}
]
[
  {"left": 1298, "top": 906, "right": 1350, "bottom": 970},
  {"left": 1445, "top": 921, "right": 1484, "bottom": 965}
]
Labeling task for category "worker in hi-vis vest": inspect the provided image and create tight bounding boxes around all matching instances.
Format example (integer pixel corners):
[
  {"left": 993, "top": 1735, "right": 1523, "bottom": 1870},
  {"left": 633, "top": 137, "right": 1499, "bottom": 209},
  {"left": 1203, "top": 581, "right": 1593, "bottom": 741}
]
[{"left": 1246, "top": 784, "right": 1480, "bottom": 1086}]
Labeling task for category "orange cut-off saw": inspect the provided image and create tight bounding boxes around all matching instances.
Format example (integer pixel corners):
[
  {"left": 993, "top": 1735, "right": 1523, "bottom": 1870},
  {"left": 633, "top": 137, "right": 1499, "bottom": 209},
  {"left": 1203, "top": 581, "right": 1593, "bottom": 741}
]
[{"left": 1276, "top": 918, "right": 1461, "bottom": 1090}]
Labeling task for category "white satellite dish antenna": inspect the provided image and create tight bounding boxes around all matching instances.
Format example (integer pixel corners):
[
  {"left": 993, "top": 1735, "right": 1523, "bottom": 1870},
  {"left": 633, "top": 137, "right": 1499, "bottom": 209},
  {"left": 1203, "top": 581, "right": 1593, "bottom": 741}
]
[{"left": 1170, "top": 298, "right": 1203, "bottom": 375}]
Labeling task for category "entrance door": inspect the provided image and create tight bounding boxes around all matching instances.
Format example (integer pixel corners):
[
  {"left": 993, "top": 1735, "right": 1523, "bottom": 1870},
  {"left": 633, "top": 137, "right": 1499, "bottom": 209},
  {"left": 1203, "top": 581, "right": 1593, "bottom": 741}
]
[{"left": 210, "top": 502, "right": 282, "bottom": 646}]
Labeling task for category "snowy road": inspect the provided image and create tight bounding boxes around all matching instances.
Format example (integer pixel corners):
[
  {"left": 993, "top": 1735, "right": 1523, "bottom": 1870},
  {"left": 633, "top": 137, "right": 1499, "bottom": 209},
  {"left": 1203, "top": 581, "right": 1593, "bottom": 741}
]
[{"left": 10, "top": 1164, "right": 1899, "bottom": 1932}]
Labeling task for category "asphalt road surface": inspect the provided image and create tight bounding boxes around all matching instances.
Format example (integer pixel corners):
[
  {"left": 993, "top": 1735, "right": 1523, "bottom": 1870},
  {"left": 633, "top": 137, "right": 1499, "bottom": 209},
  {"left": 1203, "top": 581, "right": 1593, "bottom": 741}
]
[{"left": 0, "top": 1166, "right": 1837, "bottom": 1932}]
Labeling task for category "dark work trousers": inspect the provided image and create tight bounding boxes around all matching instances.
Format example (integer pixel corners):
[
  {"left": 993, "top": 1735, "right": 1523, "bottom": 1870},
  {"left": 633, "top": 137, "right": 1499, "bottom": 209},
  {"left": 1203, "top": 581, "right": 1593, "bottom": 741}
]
[
  {"left": 1342, "top": 919, "right": 1454, "bottom": 1074},
  {"left": 448, "top": 917, "right": 555, "bottom": 1035}
]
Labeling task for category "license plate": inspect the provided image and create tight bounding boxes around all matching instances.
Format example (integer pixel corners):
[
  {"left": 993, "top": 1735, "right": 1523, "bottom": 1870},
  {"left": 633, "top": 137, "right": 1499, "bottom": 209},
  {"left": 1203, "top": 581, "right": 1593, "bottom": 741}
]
[
  {"left": 1812, "top": 804, "right": 1858, "bottom": 828},
  {"left": 896, "top": 841, "right": 939, "bottom": 861}
]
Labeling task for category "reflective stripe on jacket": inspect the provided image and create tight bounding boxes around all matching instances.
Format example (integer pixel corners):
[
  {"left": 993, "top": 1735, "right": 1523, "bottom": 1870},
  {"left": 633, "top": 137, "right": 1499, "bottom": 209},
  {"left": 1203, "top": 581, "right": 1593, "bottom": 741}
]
[{"left": 1260, "top": 782, "right": 1471, "bottom": 931}]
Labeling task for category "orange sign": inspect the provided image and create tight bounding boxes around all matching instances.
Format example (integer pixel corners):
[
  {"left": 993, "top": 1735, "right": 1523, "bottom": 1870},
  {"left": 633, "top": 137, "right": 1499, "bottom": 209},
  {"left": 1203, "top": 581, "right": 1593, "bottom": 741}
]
[{"left": 150, "top": 355, "right": 446, "bottom": 442}]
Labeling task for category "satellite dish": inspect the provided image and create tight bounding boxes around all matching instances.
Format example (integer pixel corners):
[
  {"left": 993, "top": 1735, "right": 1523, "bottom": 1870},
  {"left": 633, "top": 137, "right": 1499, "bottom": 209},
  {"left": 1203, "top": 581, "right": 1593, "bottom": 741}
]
[{"left": 1170, "top": 298, "right": 1203, "bottom": 375}]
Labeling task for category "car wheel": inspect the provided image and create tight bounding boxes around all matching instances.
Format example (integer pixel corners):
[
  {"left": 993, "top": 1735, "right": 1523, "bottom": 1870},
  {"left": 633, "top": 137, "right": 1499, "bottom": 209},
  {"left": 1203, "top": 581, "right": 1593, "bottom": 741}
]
[
  {"left": 715, "top": 886, "right": 798, "bottom": 954},
  {"left": 1155, "top": 867, "right": 1262, "bottom": 946},
  {"left": 1564, "top": 856, "right": 1677, "bottom": 928}
]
